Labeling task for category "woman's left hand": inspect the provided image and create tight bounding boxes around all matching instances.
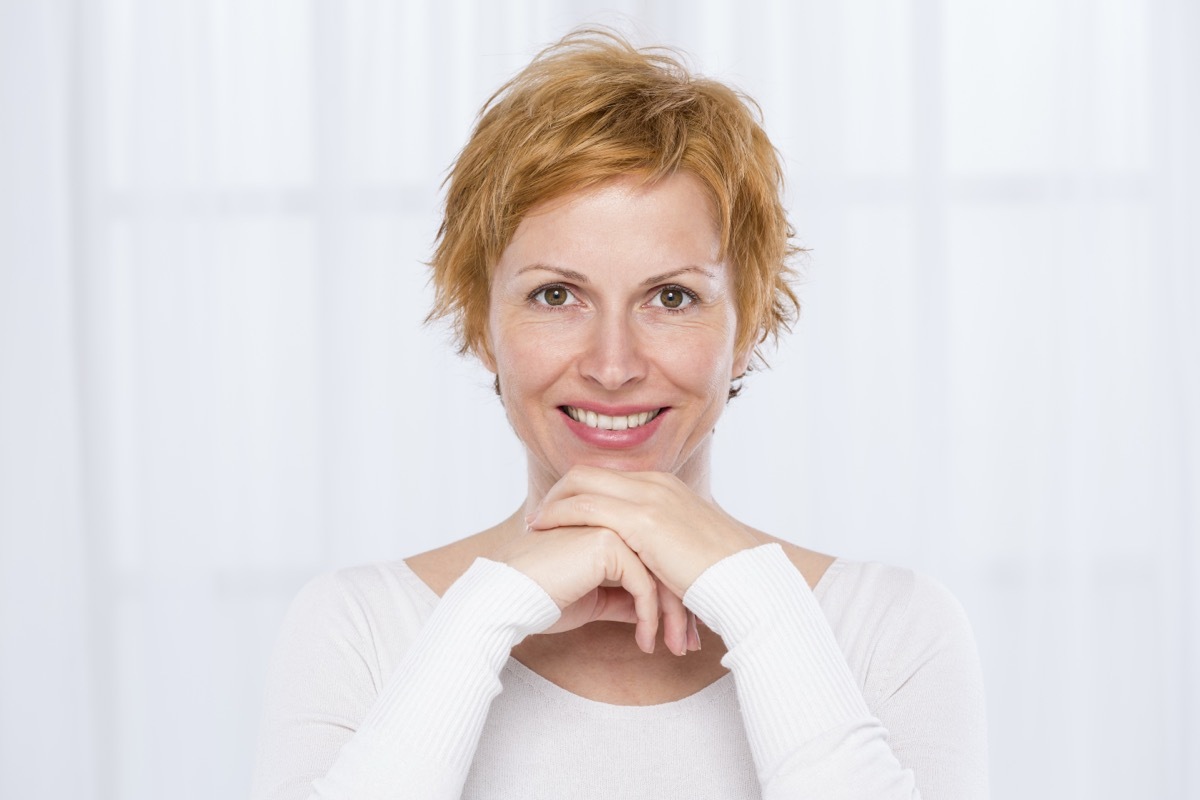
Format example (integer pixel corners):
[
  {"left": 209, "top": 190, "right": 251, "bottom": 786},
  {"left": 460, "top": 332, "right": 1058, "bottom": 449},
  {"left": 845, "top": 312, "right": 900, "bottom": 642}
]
[{"left": 525, "top": 465, "right": 760, "bottom": 599}]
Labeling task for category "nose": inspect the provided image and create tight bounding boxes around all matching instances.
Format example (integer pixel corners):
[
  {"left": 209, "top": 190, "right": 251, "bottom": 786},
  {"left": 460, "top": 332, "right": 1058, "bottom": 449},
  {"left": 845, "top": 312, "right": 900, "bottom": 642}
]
[{"left": 577, "top": 310, "right": 648, "bottom": 391}]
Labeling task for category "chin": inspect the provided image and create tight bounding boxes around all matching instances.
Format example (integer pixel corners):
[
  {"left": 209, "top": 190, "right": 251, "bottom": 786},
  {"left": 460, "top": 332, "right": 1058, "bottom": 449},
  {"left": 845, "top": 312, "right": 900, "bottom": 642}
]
[{"left": 561, "top": 440, "right": 701, "bottom": 477}]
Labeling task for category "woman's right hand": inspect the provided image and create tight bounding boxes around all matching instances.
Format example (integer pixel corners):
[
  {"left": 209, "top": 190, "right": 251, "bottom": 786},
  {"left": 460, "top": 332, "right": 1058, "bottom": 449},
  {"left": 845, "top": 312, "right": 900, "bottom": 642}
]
[{"left": 493, "top": 525, "right": 694, "bottom": 656}]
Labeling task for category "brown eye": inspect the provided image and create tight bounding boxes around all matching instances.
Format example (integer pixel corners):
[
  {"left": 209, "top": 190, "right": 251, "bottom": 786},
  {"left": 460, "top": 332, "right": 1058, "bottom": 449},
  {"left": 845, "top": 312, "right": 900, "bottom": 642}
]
[
  {"left": 540, "top": 286, "right": 570, "bottom": 306},
  {"left": 658, "top": 287, "right": 689, "bottom": 309}
]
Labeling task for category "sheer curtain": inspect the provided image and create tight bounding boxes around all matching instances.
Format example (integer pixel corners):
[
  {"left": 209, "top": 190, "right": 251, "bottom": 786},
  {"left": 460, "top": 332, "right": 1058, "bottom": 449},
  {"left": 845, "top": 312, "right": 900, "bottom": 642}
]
[{"left": 1, "top": 1, "right": 1196, "bottom": 798}]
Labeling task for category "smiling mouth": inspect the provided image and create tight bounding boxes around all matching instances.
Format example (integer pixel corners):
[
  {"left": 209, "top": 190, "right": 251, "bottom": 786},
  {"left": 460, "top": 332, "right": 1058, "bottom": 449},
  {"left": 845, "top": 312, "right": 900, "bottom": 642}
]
[{"left": 561, "top": 406, "right": 663, "bottom": 431}]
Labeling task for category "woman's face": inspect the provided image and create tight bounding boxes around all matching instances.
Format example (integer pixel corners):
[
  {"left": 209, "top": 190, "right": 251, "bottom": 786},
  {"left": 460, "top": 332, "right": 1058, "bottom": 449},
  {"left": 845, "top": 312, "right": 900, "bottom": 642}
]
[{"left": 484, "top": 172, "right": 751, "bottom": 496}]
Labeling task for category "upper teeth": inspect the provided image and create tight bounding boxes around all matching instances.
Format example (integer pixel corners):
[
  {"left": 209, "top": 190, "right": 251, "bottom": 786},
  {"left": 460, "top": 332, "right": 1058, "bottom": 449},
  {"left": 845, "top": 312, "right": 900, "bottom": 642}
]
[{"left": 564, "top": 407, "right": 660, "bottom": 430}]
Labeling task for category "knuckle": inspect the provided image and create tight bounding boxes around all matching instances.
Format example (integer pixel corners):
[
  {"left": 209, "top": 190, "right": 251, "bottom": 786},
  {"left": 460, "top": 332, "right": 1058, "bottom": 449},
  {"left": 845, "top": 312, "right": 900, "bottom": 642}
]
[
  {"left": 571, "top": 494, "right": 599, "bottom": 517},
  {"left": 587, "top": 526, "right": 619, "bottom": 550},
  {"left": 589, "top": 530, "right": 624, "bottom": 575},
  {"left": 648, "top": 481, "right": 674, "bottom": 502},
  {"left": 565, "top": 464, "right": 594, "bottom": 484},
  {"left": 648, "top": 470, "right": 676, "bottom": 487},
  {"left": 601, "top": 526, "right": 623, "bottom": 547}
]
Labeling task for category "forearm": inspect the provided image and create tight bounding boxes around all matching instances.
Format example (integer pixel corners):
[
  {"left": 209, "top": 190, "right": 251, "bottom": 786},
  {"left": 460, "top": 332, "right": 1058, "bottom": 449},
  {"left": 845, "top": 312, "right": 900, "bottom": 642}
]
[
  {"left": 684, "top": 545, "right": 920, "bottom": 799},
  {"left": 307, "top": 558, "right": 559, "bottom": 800}
]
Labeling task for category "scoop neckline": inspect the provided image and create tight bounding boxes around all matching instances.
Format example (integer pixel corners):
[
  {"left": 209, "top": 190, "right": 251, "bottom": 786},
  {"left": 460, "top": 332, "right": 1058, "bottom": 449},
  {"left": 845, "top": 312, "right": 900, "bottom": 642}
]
[
  {"left": 393, "top": 554, "right": 847, "bottom": 713},
  {"left": 501, "top": 655, "right": 738, "bottom": 718}
]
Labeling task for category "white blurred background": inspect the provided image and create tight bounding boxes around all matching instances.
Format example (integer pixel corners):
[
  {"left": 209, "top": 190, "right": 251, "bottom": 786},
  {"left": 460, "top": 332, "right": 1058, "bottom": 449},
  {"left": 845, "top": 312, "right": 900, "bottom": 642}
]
[{"left": 1, "top": 0, "right": 1196, "bottom": 797}]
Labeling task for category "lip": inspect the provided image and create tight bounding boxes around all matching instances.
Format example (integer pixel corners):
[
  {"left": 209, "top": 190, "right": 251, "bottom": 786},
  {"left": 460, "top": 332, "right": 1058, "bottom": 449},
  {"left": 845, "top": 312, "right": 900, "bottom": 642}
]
[{"left": 558, "top": 404, "right": 668, "bottom": 449}]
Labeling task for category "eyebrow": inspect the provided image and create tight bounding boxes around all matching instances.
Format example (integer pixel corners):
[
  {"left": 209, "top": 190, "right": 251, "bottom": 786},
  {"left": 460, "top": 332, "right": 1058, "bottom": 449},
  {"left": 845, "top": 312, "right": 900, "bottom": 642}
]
[{"left": 515, "top": 264, "right": 716, "bottom": 286}]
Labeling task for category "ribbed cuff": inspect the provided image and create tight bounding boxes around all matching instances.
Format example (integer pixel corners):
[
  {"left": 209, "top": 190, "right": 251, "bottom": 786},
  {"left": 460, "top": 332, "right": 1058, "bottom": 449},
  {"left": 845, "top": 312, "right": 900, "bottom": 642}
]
[
  {"left": 684, "top": 544, "right": 872, "bottom": 778},
  {"left": 342, "top": 558, "right": 560, "bottom": 788}
]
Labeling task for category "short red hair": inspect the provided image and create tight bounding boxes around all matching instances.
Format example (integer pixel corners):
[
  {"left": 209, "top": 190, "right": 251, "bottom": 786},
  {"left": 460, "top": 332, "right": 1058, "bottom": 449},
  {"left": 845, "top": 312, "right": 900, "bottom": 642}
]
[{"left": 429, "top": 28, "right": 801, "bottom": 368}]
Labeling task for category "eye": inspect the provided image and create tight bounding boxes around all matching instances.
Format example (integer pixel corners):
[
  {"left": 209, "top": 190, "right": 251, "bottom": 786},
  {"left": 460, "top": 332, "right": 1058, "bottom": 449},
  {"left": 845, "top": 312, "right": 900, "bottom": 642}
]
[
  {"left": 531, "top": 284, "right": 576, "bottom": 307},
  {"left": 652, "top": 285, "right": 697, "bottom": 310}
]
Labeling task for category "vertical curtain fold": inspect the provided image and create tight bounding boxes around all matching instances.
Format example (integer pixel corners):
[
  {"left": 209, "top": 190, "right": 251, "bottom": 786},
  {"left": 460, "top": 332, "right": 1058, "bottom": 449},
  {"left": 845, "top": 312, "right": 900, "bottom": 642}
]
[{"left": 0, "top": 1, "right": 97, "bottom": 797}]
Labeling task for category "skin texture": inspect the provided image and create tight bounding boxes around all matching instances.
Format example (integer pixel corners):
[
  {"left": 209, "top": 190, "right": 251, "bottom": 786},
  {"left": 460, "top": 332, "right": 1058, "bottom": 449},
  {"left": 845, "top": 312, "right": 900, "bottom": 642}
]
[
  {"left": 481, "top": 172, "right": 751, "bottom": 498},
  {"left": 407, "top": 173, "right": 834, "bottom": 703},
  {"left": 482, "top": 173, "right": 756, "bottom": 656}
]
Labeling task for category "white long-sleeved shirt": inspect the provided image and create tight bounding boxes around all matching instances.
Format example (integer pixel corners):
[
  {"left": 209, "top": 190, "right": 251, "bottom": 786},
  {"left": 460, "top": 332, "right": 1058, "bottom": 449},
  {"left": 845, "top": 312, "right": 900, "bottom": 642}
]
[{"left": 251, "top": 544, "right": 988, "bottom": 799}]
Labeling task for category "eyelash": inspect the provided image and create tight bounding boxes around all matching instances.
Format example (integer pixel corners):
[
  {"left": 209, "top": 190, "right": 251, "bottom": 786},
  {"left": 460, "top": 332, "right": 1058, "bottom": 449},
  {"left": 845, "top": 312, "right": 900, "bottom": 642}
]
[
  {"left": 653, "top": 284, "right": 700, "bottom": 313},
  {"left": 526, "top": 283, "right": 700, "bottom": 313},
  {"left": 527, "top": 284, "right": 578, "bottom": 309}
]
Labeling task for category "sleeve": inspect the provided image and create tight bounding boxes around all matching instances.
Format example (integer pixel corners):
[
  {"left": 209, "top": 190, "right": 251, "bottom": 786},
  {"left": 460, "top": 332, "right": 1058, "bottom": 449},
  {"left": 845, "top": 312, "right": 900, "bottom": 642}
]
[
  {"left": 870, "top": 570, "right": 990, "bottom": 798},
  {"left": 250, "top": 558, "right": 561, "bottom": 800},
  {"left": 682, "top": 544, "right": 989, "bottom": 800}
]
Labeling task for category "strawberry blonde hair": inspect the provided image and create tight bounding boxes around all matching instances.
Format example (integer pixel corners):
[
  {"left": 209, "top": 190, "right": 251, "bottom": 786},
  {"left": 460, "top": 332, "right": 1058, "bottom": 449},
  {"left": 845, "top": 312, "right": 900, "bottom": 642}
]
[{"left": 428, "top": 28, "right": 801, "bottom": 371}]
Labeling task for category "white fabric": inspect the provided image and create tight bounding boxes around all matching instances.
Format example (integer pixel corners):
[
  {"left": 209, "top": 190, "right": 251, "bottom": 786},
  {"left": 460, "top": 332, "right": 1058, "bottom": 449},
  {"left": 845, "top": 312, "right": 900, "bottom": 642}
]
[{"left": 251, "top": 545, "right": 987, "bottom": 799}]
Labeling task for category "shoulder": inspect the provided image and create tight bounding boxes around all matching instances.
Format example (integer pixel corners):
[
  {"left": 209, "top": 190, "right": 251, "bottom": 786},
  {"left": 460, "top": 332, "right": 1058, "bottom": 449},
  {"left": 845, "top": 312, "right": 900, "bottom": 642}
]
[
  {"left": 819, "top": 560, "right": 983, "bottom": 703},
  {"left": 818, "top": 560, "right": 968, "bottom": 622},
  {"left": 254, "top": 562, "right": 442, "bottom": 796},
  {"left": 270, "top": 560, "right": 439, "bottom": 692},
  {"left": 740, "top": 536, "right": 970, "bottom": 649},
  {"left": 288, "top": 559, "right": 438, "bottom": 630},
  {"left": 818, "top": 560, "right": 976, "bottom": 647}
]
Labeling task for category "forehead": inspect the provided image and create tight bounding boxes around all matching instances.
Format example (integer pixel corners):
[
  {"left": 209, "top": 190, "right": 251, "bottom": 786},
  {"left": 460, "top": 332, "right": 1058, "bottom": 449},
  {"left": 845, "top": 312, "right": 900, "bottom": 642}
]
[{"left": 496, "top": 173, "right": 723, "bottom": 281}]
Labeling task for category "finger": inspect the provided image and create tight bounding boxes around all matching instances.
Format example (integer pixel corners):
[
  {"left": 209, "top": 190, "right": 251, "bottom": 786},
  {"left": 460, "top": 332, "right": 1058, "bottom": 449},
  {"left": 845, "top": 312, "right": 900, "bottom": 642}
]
[
  {"left": 587, "top": 587, "right": 638, "bottom": 625},
  {"left": 528, "top": 492, "right": 648, "bottom": 546},
  {"left": 549, "top": 586, "right": 638, "bottom": 635},
  {"left": 658, "top": 581, "right": 690, "bottom": 656},
  {"left": 534, "top": 465, "right": 662, "bottom": 511},
  {"left": 531, "top": 493, "right": 685, "bottom": 589},
  {"left": 686, "top": 611, "right": 702, "bottom": 652},
  {"left": 604, "top": 536, "right": 660, "bottom": 654}
]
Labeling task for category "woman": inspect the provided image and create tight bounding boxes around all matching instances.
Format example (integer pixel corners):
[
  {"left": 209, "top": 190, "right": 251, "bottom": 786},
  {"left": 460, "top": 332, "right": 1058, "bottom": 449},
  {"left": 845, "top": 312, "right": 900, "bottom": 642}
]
[{"left": 251, "top": 29, "right": 988, "bottom": 800}]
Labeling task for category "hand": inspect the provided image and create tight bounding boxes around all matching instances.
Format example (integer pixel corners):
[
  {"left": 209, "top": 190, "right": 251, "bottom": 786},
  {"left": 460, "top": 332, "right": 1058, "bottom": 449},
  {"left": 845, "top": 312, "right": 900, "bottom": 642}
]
[
  {"left": 526, "top": 466, "right": 760, "bottom": 598},
  {"left": 493, "top": 523, "right": 693, "bottom": 655}
]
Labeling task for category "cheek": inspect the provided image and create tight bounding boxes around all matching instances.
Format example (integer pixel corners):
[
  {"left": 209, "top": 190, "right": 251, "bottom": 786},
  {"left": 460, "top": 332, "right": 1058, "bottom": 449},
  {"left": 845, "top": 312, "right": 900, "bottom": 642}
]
[
  {"left": 491, "top": 318, "right": 579, "bottom": 389},
  {"left": 649, "top": 319, "right": 737, "bottom": 370}
]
